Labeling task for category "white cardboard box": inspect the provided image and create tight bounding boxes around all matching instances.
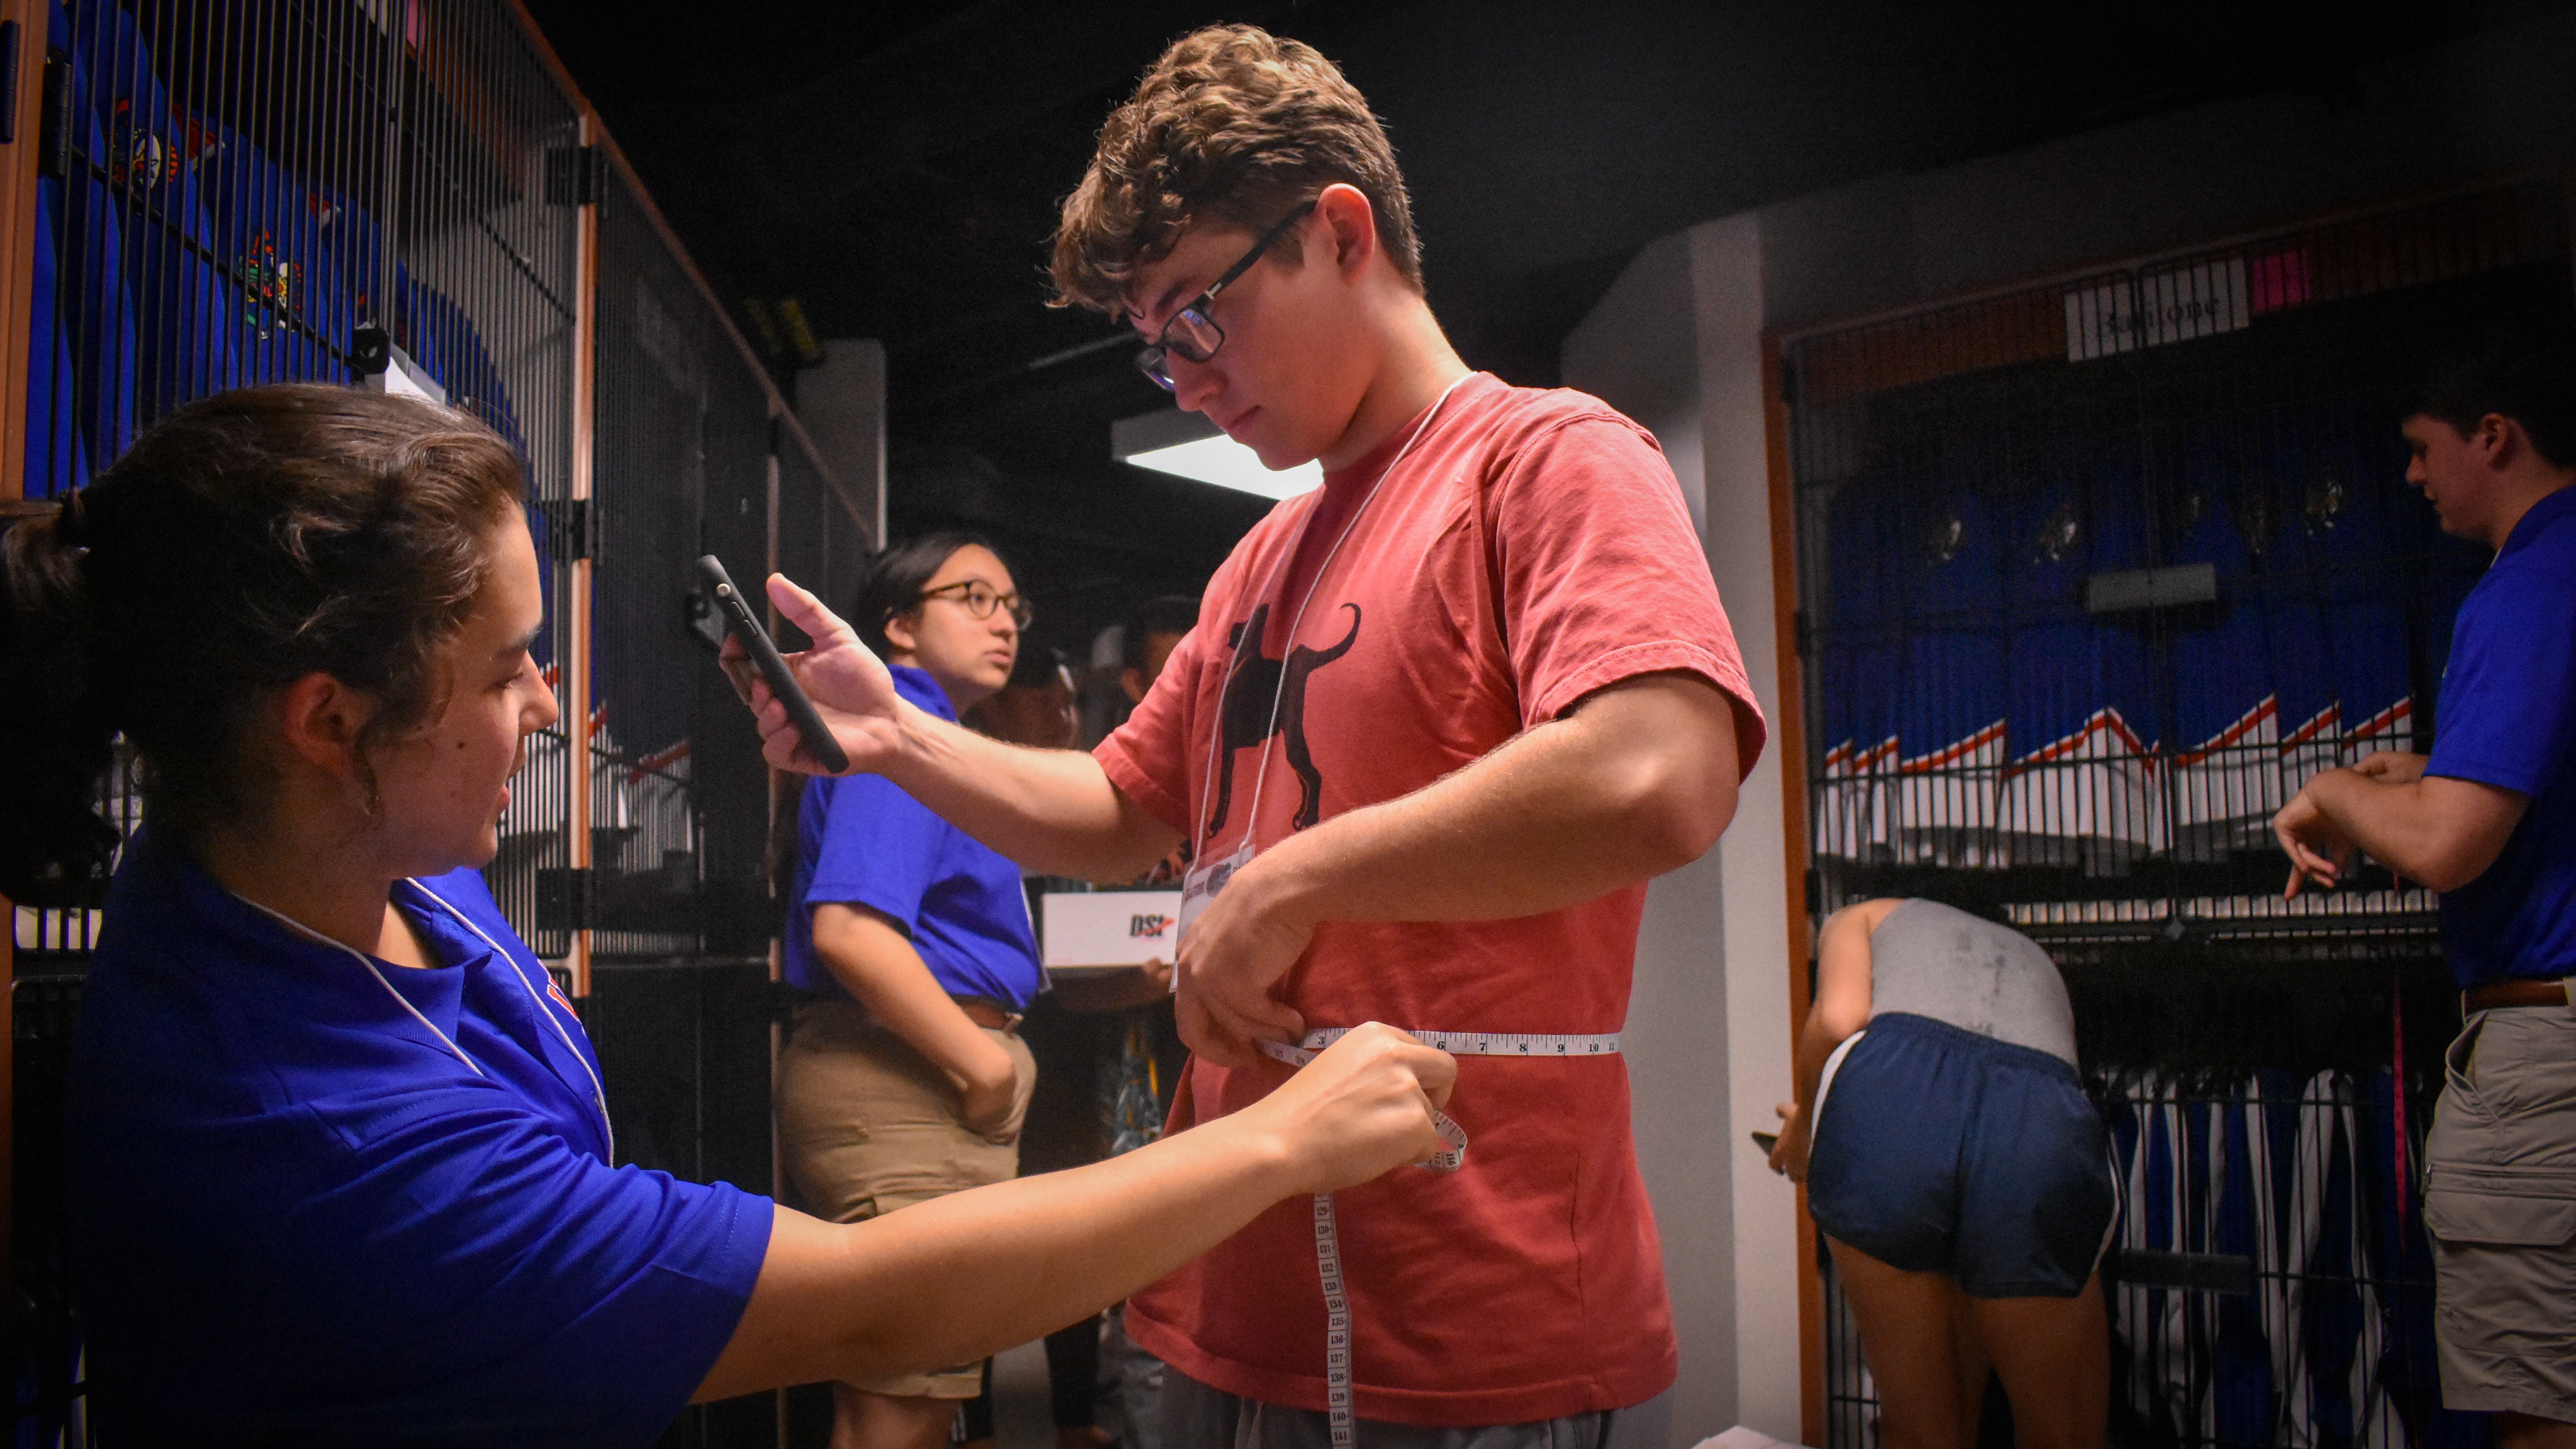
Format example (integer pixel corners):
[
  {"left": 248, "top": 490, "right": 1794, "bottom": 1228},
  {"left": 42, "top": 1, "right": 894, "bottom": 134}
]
[{"left": 1042, "top": 890, "right": 1184, "bottom": 969}]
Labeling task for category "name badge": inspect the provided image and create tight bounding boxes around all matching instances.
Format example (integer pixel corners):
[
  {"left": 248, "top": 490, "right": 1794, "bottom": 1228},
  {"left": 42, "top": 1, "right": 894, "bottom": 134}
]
[{"left": 1176, "top": 840, "right": 1257, "bottom": 954}]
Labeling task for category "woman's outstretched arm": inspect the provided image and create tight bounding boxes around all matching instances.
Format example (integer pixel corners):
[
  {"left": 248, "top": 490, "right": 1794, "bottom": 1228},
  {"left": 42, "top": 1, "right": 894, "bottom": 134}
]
[
  {"left": 693, "top": 1022, "right": 1454, "bottom": 1400},
  {"left": 1768, "top": 897, "right": 1896, "bottom": 1182}
]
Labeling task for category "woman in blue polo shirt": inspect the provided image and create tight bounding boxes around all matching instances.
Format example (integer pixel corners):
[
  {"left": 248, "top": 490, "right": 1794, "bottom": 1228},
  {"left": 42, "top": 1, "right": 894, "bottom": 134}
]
[
  {"left": 778, "top": 532, "right": 1051, "bottom": 1449},
  {"left": 0, "top": 386, "right": 1455, "bottom": 1447}
]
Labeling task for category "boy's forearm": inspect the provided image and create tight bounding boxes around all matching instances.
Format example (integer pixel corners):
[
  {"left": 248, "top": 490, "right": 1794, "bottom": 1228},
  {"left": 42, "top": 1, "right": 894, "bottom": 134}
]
[
  {"left": 2303, "top": 768, "right": 2524, "bottom": 891},
  {"left": 878, "top": 715, "right": 1180, "bottom": 882},
  {"left": 1244, "top": 675, "right": 1740, "bottom": 930}
]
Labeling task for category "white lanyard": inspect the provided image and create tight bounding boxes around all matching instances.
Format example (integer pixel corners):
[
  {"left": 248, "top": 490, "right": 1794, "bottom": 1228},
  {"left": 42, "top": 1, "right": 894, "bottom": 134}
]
[
  {"left": 1180, "top": 372, "right": 1473, "bottom": 934},
  {"left": 234, "top": 883, "right": 615, "bottom": 1160}
]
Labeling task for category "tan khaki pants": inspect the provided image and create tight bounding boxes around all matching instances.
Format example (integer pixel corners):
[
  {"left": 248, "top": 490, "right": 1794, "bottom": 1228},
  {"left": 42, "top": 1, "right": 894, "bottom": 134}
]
[{"left": 778, "top": 999, "right": 1036, "bottom": 1398}]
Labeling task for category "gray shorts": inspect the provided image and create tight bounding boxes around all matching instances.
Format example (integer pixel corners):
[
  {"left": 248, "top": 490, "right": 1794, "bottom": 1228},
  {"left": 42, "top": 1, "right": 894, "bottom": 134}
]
[
  {"left": 1160, "top": 1367, "right": 1670, "bottom": 1449},
  {"left": 2423, "top": 999, "right": 2576, "bottom": 1420}
]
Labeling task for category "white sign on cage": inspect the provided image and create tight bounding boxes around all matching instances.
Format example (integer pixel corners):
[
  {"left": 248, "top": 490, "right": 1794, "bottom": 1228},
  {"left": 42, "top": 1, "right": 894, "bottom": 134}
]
[{"left": 1042, "top": 891, "right": 1185, "bottom": 971}]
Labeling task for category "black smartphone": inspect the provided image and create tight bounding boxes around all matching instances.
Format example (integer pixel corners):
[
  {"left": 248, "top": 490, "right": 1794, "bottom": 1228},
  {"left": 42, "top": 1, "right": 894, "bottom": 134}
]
[
  {"left": 696, "top": 555, "right": 850, "bottom": 774},
  {"left": 1750, "top": 1131, "right": 1779, "bottom": 1153}
]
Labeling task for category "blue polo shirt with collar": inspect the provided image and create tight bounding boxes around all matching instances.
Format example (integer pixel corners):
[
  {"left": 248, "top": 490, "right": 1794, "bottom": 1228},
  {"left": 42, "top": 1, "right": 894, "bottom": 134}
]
[
  {"left": 784, "top": 662, "right": 1046, "bottom": 1010},
  {"left": 2426, "top": 482, "right": 2576, "bottom": 987},
  {"left": 66, "top": 839, "right": 771, "bottom": 1446}
]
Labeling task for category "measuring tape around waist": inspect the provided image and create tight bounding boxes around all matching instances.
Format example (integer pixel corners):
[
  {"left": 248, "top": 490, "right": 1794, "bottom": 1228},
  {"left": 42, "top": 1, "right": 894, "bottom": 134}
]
[{"left": 1255, "top": 1026, "right": 1623, "bottom": 1447}]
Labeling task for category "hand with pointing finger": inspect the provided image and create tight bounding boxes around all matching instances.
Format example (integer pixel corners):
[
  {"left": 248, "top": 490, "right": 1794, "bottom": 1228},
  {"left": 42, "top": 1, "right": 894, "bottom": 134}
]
[{"left": 2272, "top": 778, "right": 2356, "bottom": 899}]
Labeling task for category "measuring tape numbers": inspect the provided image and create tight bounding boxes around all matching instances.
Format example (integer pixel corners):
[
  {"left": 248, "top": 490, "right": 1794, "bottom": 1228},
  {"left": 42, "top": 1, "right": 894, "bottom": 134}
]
[{"left": 1256, "top": 1026, "right": 1623, "bottom": 1448}]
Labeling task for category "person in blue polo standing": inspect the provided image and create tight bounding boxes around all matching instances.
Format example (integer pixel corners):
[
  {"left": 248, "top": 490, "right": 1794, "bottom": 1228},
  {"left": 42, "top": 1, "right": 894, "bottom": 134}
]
[
  {"left": 2274, "top": 327, "right": 2576, "bottom": 1442},
  {"left": 779, "top": 531, "right": 1049, "bottom": 1449}
]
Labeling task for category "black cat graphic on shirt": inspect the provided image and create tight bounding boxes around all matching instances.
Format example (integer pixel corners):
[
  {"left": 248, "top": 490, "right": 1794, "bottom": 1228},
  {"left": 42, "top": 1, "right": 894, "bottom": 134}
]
[{"left": 1204, "top": 601, "right": 1362, "bottom": 835}]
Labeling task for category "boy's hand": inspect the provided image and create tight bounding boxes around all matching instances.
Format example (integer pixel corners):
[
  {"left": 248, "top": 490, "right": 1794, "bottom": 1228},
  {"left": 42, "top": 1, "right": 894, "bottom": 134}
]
[
  {"left": 2350, "top": 750, "right": 2428, "bottom": 785},
  {"left": 2272, "top": 780, "right": 2357, "bottom": 897},
  {"left": 1171, "top": 854, "right": 1311, "bottom": 1068},
  {"left": 724, "top": 574, "right": 908, "bottom": 776}
]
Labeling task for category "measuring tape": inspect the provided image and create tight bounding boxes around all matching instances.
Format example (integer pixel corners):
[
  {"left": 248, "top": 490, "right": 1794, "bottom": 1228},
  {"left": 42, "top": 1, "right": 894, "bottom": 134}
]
[{"left": 1257, "top": 1026, "right": 1623, "bottom": 1447}]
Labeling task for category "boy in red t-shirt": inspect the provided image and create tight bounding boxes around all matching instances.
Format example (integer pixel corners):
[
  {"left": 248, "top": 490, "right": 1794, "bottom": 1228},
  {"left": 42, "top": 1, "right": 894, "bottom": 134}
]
[{"left": 736, "top": 23, "right": 1764, "bottom": 1444}]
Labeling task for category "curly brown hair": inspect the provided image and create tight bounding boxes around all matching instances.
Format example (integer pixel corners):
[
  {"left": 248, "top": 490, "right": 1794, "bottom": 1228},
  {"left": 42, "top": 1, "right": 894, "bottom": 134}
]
[
  {"left": 1050, "top": 24, "right": 1422, "bottom": 316},
  {"left": 0, "top": 386, "right": 526, "bottom": 899}
]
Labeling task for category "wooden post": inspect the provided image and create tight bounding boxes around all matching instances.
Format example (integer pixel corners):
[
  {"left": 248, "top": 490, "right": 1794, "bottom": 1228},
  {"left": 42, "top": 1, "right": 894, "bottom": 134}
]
[
  {"left": 0, "top": 0, "right": 38, "bottom": 494},
  {"left": 1762, "top": 330, "right": 1826, "bottom": 1448},
  {"left": 0, "top": 0, "right": 51, "bottom": 1278},
  {"left": 564, "top": 109, "right": 598, "bottom": 996}
]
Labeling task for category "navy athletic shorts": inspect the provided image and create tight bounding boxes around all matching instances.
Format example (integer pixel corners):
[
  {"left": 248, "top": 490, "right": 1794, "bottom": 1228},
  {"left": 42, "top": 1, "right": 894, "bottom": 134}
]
[{"left": 1806, "top": 1011, "right": 2114, "bottom": 1298}]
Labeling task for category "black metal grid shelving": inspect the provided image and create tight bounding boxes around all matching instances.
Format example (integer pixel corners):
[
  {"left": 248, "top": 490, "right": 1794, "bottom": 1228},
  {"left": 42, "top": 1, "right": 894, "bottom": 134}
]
[{"left": 1787, "top": 183, "right": 2572, "bottom": 1449}]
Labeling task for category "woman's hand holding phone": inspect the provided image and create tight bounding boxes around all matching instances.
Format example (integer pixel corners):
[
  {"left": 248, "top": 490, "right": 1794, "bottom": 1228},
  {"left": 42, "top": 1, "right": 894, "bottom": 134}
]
[
  {"left": 1766, "top": 1101, "right": 1811, "bottom": 1183},
  {"left": 720, "top": 573, "right": 909, "bottom": 776}
]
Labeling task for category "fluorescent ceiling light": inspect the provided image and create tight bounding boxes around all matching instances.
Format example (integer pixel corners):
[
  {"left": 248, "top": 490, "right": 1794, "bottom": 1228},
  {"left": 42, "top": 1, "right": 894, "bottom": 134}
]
[{"left": 1112, "top": 407, "right": 1320, "bottom": 500}]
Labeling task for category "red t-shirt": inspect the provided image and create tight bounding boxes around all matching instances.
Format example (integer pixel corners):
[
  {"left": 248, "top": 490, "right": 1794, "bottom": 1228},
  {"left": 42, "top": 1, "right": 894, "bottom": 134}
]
[{"left": 1097, "top": 373, "right": 1765, "bottom": 1426}]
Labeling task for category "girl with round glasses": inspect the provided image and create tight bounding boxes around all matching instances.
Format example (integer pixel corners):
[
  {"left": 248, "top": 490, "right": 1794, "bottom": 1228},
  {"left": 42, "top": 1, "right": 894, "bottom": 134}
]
[{"left": 776, "top": 531, "right": 1046, "bottom": 1449}]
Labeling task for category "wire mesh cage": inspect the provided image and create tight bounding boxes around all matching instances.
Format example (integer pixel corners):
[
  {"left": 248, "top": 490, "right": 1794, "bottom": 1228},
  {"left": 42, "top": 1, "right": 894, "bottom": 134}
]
[
  {"left": 1792, "top": 185, "right": 2565, "bottom": 930},
  {"left": 583, "top": 146, "right": 800, "bottom": 971},
  {"left": 1783, "top": 183, "right": 2574, "bottom": 1449},
  {"left": 584, "top": 149, "right": 769, "bottom": 964},
  {"left": 17, "top": 0, "right": 586, "bottom": 950}
]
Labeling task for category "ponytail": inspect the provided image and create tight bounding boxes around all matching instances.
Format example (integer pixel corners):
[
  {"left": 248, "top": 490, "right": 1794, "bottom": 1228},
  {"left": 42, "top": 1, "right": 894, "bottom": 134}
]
[{"left": 0, "top": 492, "right": 119, "bottom": 902}]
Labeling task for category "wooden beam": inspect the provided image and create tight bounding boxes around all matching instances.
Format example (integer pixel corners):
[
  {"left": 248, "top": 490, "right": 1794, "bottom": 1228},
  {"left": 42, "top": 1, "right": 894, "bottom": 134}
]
[
  {"left": 563, "top": 109, "right": 599, "bottom": 996},
  {"left": 503, "top": 0, "right": 860, "bottom": 522},
  {"left": 1762, "top": 328, "right": 1826, "bottom": 1449},
  {"left": 0, "top": 0, "right": 37, "bottom": 506},
  {"left": 0, "top": 0, "right": 50, "bottom": 1286}
]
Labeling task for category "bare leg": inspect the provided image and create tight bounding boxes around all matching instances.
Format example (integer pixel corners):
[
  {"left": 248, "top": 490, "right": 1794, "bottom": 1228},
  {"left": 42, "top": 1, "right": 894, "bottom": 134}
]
[
  {"left": 2497, "top": 1413, "right": 2576, "bottom": 1449},
  {"left": 1948, "top": 1289, "right": 1993, "bottom": 1445},
  {"left": 831, "top": 1385, "right": 958, "bottom": 1449},
  {"left": 1827, "top": 1237, "right": 1978, "bottom": 1449},
  {"left": 1963, "top": 1273, "right": 2108, "bottom": 1449}
]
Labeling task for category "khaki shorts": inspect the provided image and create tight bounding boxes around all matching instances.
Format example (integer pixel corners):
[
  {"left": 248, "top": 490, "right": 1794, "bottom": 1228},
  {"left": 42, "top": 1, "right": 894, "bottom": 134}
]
[
  {"left": 778, "top": 999, "right": 1036, "bottom": 1399},
  {"left": 2423, "top": 1000, "right": 2576, "bottom": 1421}
]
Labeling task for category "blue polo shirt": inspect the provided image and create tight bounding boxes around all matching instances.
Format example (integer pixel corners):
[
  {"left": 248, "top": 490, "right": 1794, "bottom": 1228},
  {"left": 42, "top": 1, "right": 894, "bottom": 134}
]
[
  {"left": 67, "top": 840, "right": 771, "bottom": 1446},
  {"left": 784, "top": 663, "right": 1046, "bottom": 1010},
  {"left": 2425, "top": 483, "right": 2576, "bottom": 987}
]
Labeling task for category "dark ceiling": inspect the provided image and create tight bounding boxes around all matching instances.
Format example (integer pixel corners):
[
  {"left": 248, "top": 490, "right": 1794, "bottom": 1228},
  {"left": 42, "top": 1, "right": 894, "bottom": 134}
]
[{"left": 517, "top": 0, "right": 2565, "bottom": 658}]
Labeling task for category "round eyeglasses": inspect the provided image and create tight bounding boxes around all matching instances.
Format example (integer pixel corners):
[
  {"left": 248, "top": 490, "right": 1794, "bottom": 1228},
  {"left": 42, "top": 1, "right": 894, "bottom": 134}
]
[
  {"left": 1134, "top": 200, "right": 1318, "bottom": 391},
  {"left": 919, "top": 579, "right": 1034, "bottom": 630}
]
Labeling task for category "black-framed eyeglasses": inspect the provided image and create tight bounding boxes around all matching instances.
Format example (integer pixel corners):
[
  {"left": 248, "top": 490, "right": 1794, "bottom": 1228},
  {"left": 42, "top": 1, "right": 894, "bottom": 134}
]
[
  {"left": 919, "top": 579, "right": 1035, "bottom": 630},
  {"left": 1133, "top": 200, "right": 1318, "bottom": 391}
]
